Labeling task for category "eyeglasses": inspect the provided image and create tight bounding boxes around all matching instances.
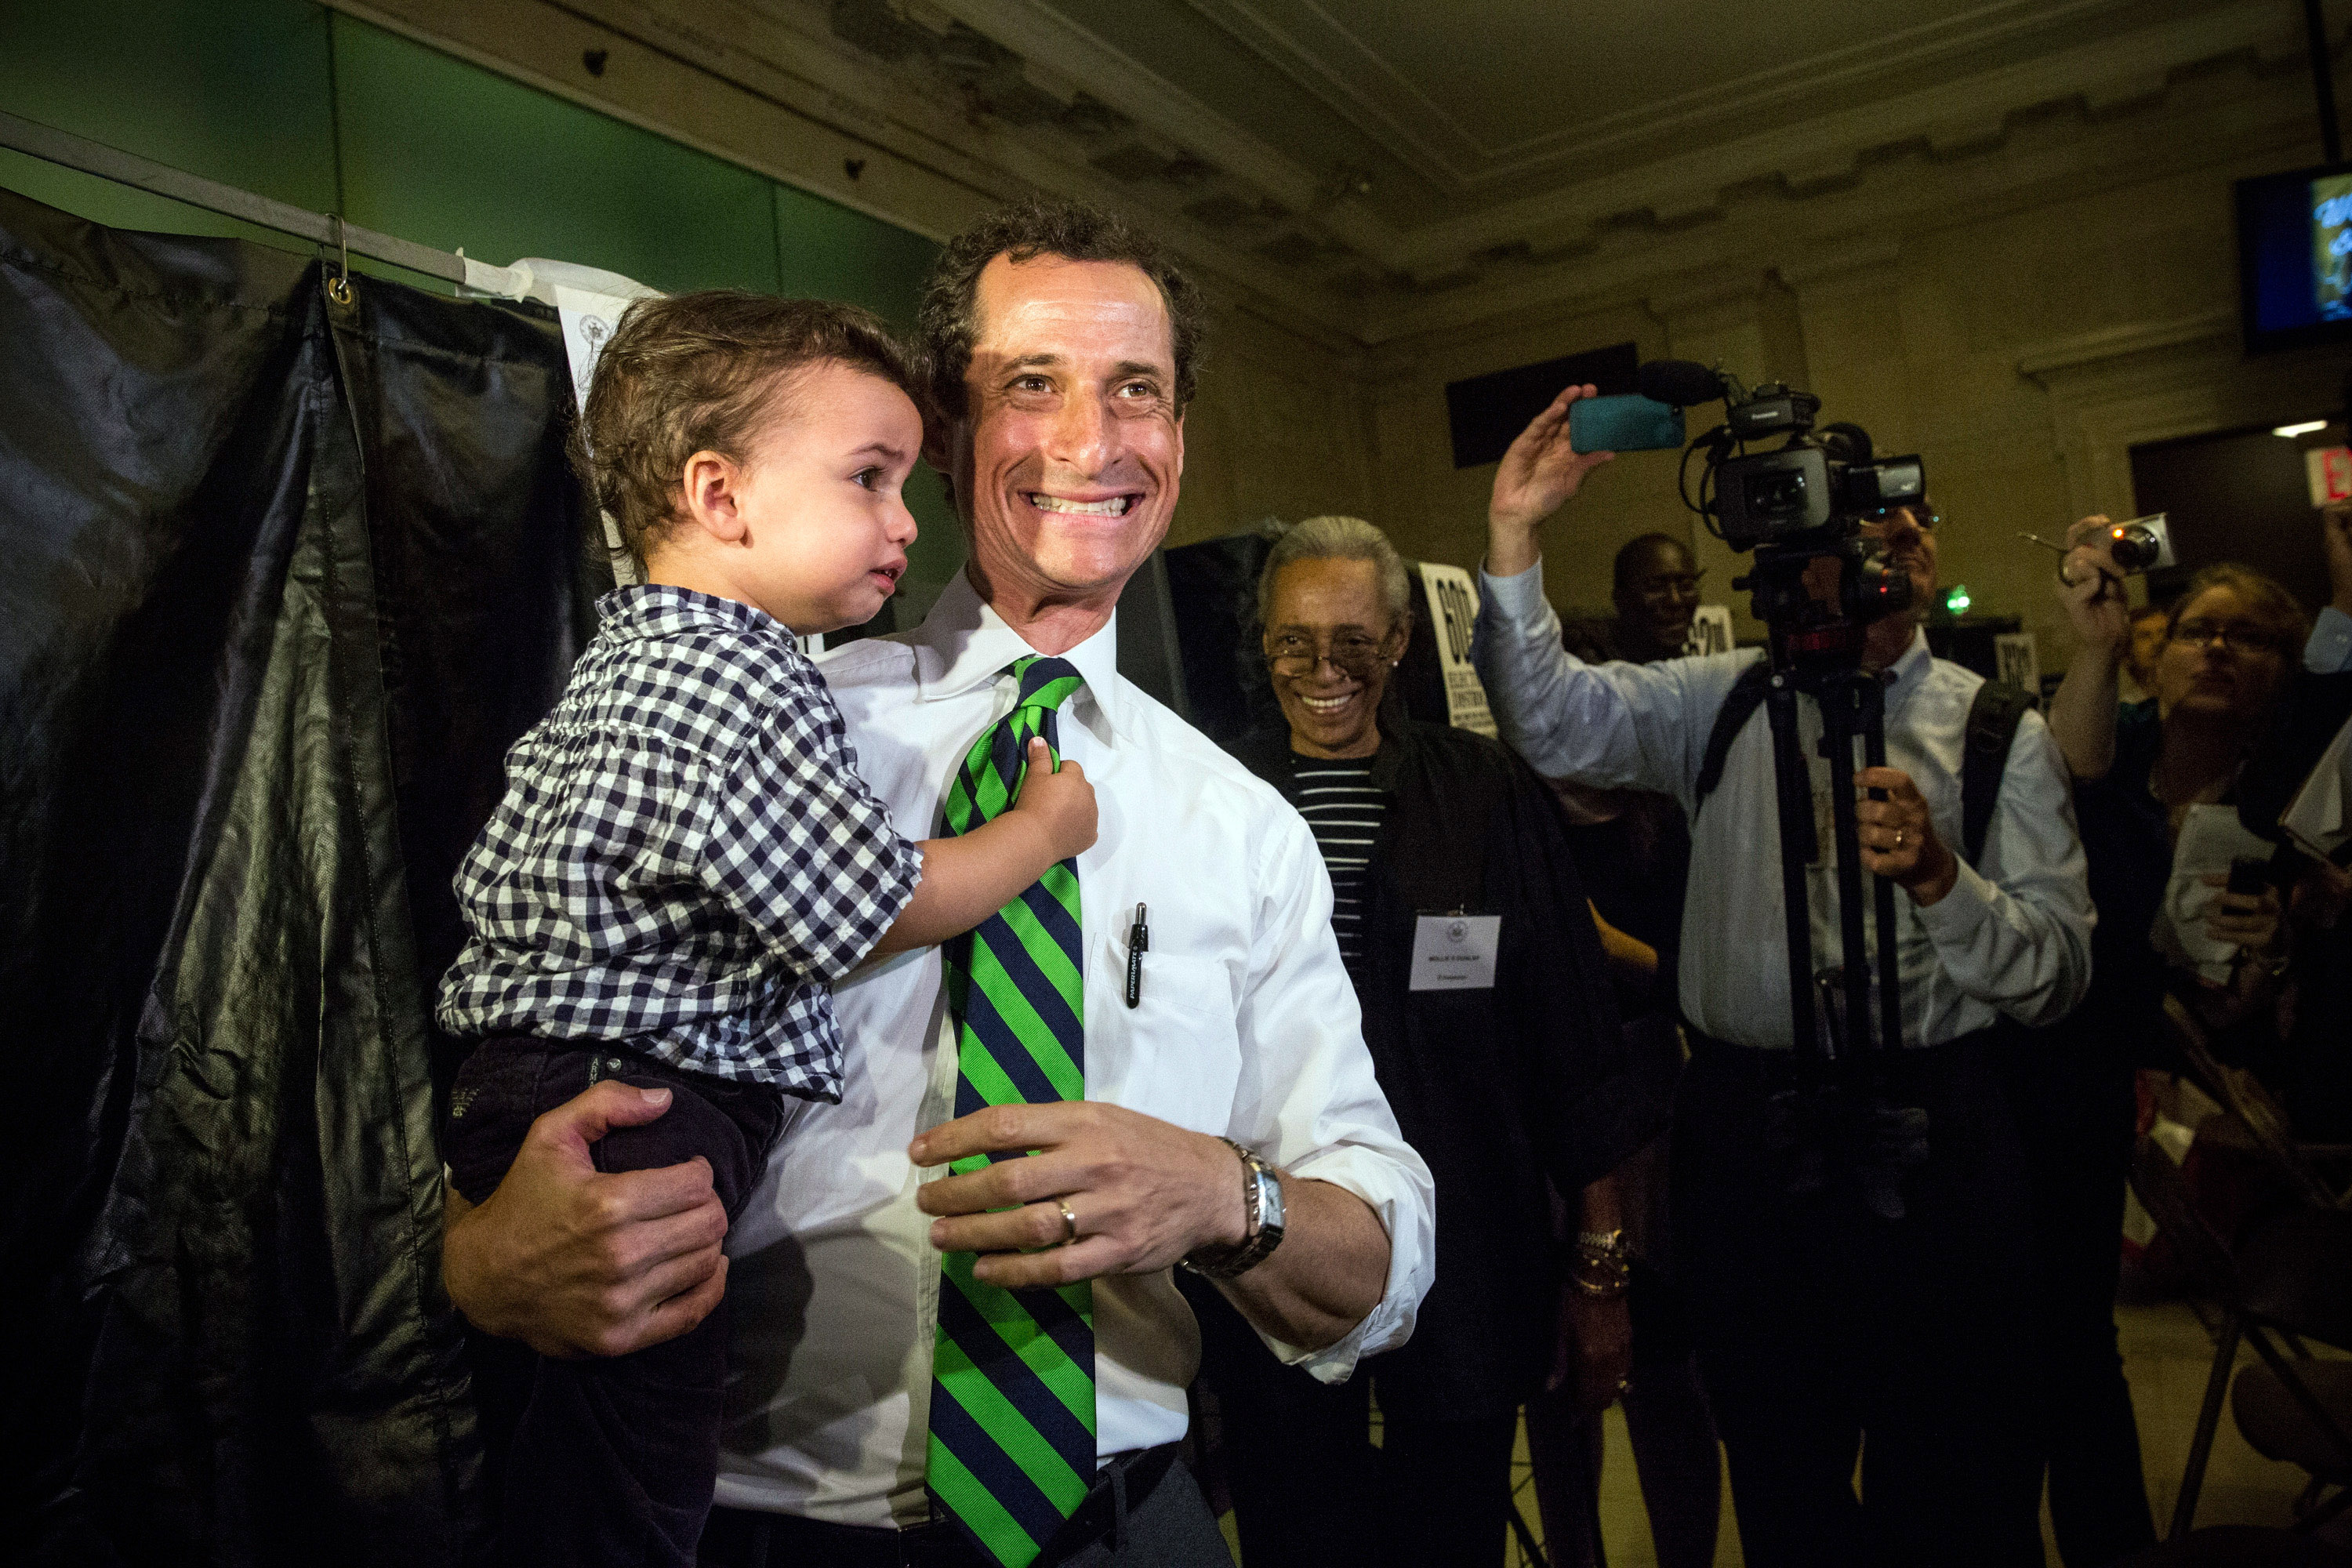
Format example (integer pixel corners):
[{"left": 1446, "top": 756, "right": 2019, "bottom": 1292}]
[
  {"left": 1265, "top": 630, "right": 1390, "bottom": 676},
  {"left": 2171, "top": 619, "right": 2290, "bottom": 655}
]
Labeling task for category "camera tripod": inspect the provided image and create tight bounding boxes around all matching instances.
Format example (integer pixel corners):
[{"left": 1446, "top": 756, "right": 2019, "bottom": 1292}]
[{"left": 1751, "top": 618, "right": 1931, "bottom": 1221}]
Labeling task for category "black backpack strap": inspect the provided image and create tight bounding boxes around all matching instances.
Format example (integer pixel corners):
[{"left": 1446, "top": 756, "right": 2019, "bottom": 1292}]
[
  {"left": 1693, "top": 661, "right": 1773, "bottom": 806},
  {"left": 1960, "top": 680, "right": 2034, "bottom": 867}
]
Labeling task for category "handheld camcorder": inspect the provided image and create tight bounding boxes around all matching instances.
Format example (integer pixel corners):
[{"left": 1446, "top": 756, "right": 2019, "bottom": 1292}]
[{"left": 1637, "top": 360, "right": 1927, "bottom": 655}]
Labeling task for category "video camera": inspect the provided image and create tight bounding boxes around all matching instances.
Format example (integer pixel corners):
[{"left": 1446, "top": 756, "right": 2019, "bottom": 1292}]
[{"left": 1639, "top": 359, "right": 1926, "bottom": 661}]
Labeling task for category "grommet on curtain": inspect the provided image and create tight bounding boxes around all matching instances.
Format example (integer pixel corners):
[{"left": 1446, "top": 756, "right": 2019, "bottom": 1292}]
[{"left": 325, "top": 214, "right": 353, "bottom": 307}]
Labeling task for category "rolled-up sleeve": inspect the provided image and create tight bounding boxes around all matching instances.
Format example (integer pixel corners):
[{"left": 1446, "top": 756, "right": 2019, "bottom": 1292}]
[
  {"left": 1911, "top": 710, "right": 2095, "bottom": 1025},
  {"left": 1227, "top": 811, "right": 1435, "bottom": 1383}
]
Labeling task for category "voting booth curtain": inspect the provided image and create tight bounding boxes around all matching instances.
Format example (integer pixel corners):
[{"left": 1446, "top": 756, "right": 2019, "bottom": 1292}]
[{"left": 1, "top": 184, "right": 602, "bottom": 1566}]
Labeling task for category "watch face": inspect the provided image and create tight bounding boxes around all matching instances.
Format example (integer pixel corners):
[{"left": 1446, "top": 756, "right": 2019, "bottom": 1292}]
[{"left": 1258, "top": 1167, "right": 1286, "bottom": 1232}]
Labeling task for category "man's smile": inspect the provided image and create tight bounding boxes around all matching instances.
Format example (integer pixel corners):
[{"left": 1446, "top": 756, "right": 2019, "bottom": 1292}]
[{"left": 1025, "top": 492, "right": 1136, "bottom": 517}]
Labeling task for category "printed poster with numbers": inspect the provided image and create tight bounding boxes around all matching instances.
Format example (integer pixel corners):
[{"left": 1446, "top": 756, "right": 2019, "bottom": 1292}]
[
  {"left": 1417, "top": 563, "right": 1497, "bottom": 737},
  {"left": 1994, "top": 632, "right": 2041, "bottom": 694}
]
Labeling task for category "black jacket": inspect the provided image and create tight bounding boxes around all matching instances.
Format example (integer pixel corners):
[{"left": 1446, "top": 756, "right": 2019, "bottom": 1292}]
[{"left": 1227, "top": 719, "right": 1676, "bottom": 1419}]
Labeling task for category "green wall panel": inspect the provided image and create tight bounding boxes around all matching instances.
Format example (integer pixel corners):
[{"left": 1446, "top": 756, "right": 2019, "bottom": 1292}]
[
  {"left": 0, "top": 2, "right": 967, "bottom": 578},
  {"left": 0, "top": 0, "right": 337, "bottom": 242},
  {"left": 772, "top": 181, "right": 935, "bottom": 327},
  {"left": 328, "top": 16, "right": 780, "bottom": 296}
]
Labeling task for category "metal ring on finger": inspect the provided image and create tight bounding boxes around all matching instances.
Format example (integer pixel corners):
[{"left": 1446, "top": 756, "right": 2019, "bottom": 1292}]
[
  {"left": 1893, "top": 828, "right": 1907, "bottom": 850},
  {"left": 1056, "top": 1199, "right": 1080, "bottom": 1247}
]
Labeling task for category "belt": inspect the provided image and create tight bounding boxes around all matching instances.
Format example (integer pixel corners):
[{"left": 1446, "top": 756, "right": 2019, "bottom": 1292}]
[
  {"left": 1683, "top": 1025, "right": 2001, "bottom": 1073},
  {"left": 700, "top": 1443, "right": 1185, "bottom": 1568}
]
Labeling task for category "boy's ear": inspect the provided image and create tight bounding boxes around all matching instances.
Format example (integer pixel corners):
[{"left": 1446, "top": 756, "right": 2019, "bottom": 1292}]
[{"left": 680, "top": 450, "right": 747, "bottom": 543}]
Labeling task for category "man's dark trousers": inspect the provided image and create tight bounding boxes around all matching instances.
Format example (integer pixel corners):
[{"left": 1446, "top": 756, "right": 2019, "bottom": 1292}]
[
  {"left": 1185, "top": 1278, "right": 1518, "bottom": 1568},
  {"left": 444, "top": 1035, "right": 784, "bottom": 1568},
  {"left": 1674, "top": 1032, "right": 2044, "bottom": 1567},
  {"left": 2002, "top": 1031, "right": 2156, "bottom": 1565}
]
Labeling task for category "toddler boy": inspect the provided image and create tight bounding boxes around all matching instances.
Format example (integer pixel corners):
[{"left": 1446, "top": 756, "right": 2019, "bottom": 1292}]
[{"left": 436, "top": 292, "right": 1094, "bottom": 1568}]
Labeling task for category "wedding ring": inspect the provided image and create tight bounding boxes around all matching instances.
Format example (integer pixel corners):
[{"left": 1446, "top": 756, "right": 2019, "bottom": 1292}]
[
  {"left": 1056, "top": 1200, "right": 1080, "bottom": 1246},
  {"left": 1893, "top": 828, "right": 1907, "bottom": 849}
]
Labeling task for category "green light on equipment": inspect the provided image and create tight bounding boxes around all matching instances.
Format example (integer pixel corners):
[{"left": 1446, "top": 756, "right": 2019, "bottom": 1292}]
[{"left": 1944, "top": 585, "right": 1972, "bottom": 615}]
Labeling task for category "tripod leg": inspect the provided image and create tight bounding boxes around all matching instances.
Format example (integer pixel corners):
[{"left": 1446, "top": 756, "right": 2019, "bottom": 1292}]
[
  {"left": 1819, "top": 674, "right": 1877, "bottom": 1066},
  {"left": 1860, "top": 678, "right": 1905, "bottom": 1057},
  {"left": 1763, "top": 674, "right": 1824, "bottom": 1064}
]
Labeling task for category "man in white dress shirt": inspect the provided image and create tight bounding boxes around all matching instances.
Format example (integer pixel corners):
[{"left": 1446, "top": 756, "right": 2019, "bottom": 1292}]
[
  {"left": 1471, "top": 386, "right": 2091, "bottom": 1567},
  {"left": 441, "top": 200, "right": 1434, "bottom": 1567}
]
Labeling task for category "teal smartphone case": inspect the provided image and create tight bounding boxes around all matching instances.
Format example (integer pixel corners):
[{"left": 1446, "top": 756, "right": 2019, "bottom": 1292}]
[{"left": 1567, "top": 394, "right": 1686, "bottom": 454}]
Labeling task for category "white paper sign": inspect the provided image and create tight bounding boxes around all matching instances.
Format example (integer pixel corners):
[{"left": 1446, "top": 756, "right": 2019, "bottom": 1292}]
[
  {"left": 543, "top": 272, "right": 662, "bottom": 591},
  {"left": 2152, "top": 803, "right": 2276, "bottom": 983},
  {"left": 1408, "top": 914, "right": 1501, "bottom": 991},
  {"left": 2281, "top": 714, "right": 2352, "bottom": 862},
  {"left": 1994, "top": 632, "right": 2041, "bottom": 694},
  {"left": 1685, "top": 604, "right": 1734, "bottom": 657},
  {"left": 1417, "top": 562, "right": 1497, "bottom": 736}
]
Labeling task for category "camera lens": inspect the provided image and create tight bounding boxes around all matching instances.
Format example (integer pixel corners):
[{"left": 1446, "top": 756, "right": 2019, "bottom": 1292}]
[
  {"left": 2107, "top": 524, "right": 2161, "bottom": 572},
  {"left": 1745, "top": 469, "right": 1810, "bottom": 517}
]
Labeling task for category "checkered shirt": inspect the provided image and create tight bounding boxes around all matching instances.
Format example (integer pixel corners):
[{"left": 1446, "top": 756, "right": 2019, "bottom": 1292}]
[{"left": 435, "top": 585, "right": 924, "bottom": 1098}]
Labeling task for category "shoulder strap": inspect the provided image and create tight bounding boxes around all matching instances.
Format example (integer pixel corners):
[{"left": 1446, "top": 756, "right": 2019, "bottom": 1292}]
[
  {"left": 1961, "top": 681, "right": 2034, "bottom": 866},
  {"left": 1694, "top": 661, "right": 1773, "bottom": 804}
]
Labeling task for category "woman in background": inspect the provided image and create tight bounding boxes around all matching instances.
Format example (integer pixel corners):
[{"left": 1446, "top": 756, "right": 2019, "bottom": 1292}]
[
  {"left": 2029, "top": 530, "right": 2314, "bottom": 1566},
  {"left": 1184, "top": 516, "right": 1671, "bottom": 1568}
]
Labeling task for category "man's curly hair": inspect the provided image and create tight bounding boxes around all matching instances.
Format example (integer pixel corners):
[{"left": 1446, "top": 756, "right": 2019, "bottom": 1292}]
[{"left": 916, "top": 197, "right": 1206, "bottom": 426}]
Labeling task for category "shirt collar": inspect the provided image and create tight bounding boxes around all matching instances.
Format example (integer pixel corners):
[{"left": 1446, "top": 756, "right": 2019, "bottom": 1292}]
[
  {"left": 1882, "top": 623, "right": 1933, "bottom": 705},
  {"left": 597, "top": 583, "right": 789, "bottom": 645},
  {"left": 907, "top": 568, "right": 1127, "bottom": 744}
]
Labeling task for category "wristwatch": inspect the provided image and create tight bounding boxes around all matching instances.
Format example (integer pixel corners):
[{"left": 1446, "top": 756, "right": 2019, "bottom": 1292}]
[{"left": 1181, "top": 1138, "right": 1287, "bottom": 1279}]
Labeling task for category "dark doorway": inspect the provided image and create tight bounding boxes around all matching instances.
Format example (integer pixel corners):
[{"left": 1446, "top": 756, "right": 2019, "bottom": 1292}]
[{"left": 2129, "top": 424, "right": 2332, "bottom": 611}]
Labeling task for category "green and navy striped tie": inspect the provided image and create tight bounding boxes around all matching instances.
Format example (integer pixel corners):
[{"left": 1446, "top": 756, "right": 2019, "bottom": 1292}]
[{"left": 927, "top": 655, "right": 1094, "bottom": 1568}]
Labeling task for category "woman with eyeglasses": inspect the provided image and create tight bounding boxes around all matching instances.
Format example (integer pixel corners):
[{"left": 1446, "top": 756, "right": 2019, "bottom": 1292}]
[
  {"left": 2027, "top": 530, "right": 2320, "bottom": 1566},
  {"left": 1180, "top": 515, "right": 1671, "bottom": 1568}
]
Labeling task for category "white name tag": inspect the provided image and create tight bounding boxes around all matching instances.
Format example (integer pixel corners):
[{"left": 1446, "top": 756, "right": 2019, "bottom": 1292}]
[{"left": 1408, "top": 914, "right": 1501, "bottom": 991}]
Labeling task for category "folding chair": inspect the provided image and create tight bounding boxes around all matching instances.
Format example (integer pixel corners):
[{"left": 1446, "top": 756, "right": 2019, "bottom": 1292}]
[
  {"left": 2163, "top": 994, "right": 2352, "bottom": 1211},
  {"left": 2126, "top": 1137, "right": 2352, "bottom": 1540}
]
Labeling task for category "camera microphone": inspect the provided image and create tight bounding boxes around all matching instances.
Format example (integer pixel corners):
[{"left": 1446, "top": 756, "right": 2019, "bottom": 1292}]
[{"left": 1636, "top": 359, "right": 1726, "bottom": 408}]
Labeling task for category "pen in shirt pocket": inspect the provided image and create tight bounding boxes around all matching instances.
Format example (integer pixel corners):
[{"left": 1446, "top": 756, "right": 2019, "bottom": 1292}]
[{"left": 1126, "top": 902, "right": 1148, "bottom": 1007}]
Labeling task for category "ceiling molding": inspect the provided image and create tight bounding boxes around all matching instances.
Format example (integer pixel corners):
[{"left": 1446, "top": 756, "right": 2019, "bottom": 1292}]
[
  {"left": 1176, "top": 0, "right": 2150, "bottom": 193},
  {"left": 328, "top": 0, "right": 2346, "bottom": 355},
  {"left": 1370, "top": 0, "right": 2307, "bottom": 274},
  {"left": 2016, "top": 307, "right": 2239, "bottom": 382},
  {"left": 918, "top": 0, "right": 1388, "bottom": 252},
  {"left": 328, "top": 0, "right": 1373, "bottom": 345},
  {"left": 1777, "top": 238, "right": 1905, "bottom": 292}
]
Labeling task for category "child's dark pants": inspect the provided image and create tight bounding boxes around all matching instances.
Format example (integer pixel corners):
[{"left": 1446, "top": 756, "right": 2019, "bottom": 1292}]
[{"left": 445, "top": 1034, "right": 786, "bottom": 1568}]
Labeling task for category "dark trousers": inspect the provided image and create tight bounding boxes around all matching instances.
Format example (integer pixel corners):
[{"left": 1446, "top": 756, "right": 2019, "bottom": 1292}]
[
  {"left": 444, "top": 1035, "right": 785, "bottom": 1568},
  {"left": 2002, "top": 1033, "right": 2158, "bottom": 1566},
  {"left": 1187, "top": 1282, "right": 1518, "bottom": 1568},
  {"left": 1674, "top": 1034, "right": 2044, "bottom": 1568}
]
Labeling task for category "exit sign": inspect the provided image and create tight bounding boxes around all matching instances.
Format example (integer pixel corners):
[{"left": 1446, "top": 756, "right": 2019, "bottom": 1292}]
[{"left": 2306, "top": 446, "right": 2352, "bottom": 505}]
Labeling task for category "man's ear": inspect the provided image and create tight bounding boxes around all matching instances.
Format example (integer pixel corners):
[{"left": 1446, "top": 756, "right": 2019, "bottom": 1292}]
[{"left": 679, "top": 450, "right": 747, "bottom": 543}]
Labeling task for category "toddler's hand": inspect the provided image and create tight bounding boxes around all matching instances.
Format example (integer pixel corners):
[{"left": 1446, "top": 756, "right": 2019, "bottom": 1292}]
[{"left": 1014, "top": 736, "right": 1097, "bottom": 862}]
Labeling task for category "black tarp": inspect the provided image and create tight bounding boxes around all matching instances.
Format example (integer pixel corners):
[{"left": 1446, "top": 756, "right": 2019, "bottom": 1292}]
[{"left": 2, "top": 183, "right": 602, "bottom": 1566}]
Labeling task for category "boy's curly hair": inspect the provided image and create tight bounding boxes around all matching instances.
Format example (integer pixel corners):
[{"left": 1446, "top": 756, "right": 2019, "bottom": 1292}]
[{"left": 574, "top": 291, "right": 916, "bottom": 571}]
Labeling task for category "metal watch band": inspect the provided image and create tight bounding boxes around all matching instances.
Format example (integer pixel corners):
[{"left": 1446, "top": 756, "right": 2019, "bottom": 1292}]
[{"left": 1181, "top": 1138, "right": 1286, "bottom": 1279}]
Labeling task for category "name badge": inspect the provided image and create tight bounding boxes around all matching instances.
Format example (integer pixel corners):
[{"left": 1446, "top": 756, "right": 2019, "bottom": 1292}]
[{"left": 1408, "top": 914, "right": 1501, "bottom": 991}]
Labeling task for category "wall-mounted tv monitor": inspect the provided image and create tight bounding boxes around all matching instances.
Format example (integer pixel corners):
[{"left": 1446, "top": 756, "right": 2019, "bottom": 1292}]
[{"left": 2238, "top": 161, "right": 2352, "bottom": 354}]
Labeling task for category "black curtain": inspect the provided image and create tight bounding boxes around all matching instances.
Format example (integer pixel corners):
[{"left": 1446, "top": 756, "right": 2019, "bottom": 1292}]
[{"left": 1, "top": 183, "right": 603, "bottom": 1566}]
